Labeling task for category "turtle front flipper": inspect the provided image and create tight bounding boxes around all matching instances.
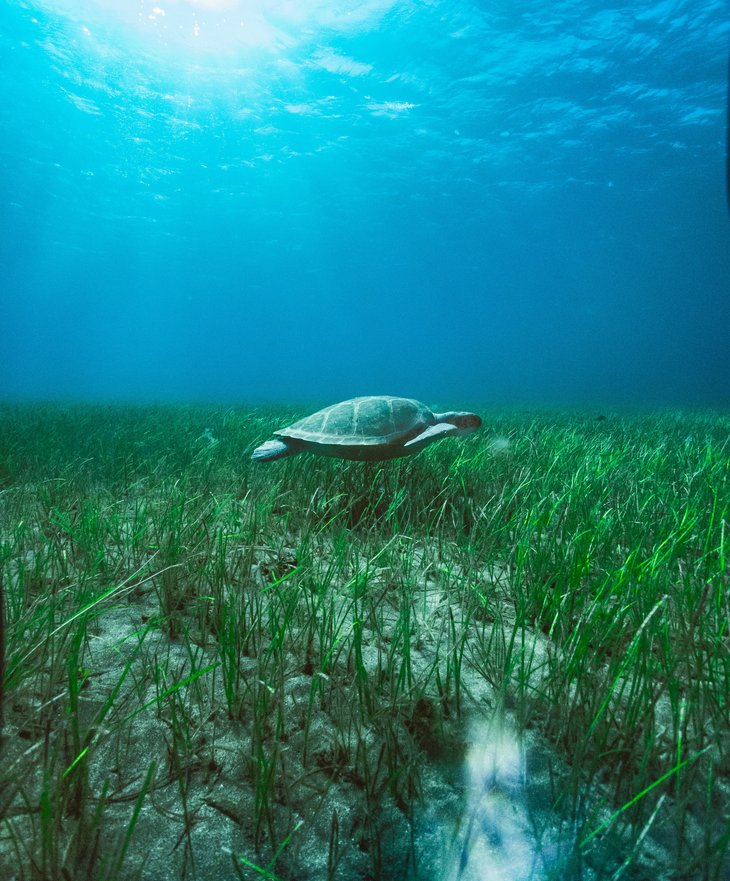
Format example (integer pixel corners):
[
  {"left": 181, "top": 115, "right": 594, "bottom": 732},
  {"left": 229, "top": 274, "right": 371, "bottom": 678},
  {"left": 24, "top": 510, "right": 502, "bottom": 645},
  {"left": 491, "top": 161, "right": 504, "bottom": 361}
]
[{"left": 403, "top": 422, "right": 460, "bottom": 453}]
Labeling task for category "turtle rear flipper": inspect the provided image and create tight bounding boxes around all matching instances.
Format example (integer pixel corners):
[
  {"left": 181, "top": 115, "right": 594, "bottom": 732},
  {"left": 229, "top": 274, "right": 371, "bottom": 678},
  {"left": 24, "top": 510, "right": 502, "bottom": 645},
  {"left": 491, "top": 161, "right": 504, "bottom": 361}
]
[{"left": 251, "top": 439, "right": 296, "bottom": 462}]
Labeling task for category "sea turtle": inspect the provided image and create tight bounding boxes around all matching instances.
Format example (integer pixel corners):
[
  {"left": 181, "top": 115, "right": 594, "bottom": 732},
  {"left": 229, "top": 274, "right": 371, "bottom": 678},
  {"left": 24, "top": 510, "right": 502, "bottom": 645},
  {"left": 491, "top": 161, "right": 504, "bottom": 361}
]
[{"left": 251, "top": 395, "right": 481, "bottom": 463}]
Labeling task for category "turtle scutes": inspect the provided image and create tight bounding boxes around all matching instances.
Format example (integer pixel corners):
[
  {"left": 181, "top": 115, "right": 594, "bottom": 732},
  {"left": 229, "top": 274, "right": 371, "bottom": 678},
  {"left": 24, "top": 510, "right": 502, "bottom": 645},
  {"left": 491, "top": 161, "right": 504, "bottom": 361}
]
[{"left": 251, "top": 395, "right": 481, "bottom": 463}]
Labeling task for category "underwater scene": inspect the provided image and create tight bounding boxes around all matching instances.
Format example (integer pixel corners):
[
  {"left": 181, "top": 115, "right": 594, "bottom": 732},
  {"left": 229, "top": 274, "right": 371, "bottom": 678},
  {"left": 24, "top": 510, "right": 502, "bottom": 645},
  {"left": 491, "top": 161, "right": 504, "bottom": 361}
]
[{"left": 1, "top": 1, "right": 729, "bottom": 880}]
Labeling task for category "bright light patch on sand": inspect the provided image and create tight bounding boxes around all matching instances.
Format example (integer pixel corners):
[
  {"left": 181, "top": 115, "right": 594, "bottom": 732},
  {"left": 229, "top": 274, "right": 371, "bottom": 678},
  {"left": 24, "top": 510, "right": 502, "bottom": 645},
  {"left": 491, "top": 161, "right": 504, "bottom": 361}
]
[{"left": 445, "top": 721, "right": 549, "bottom": 881}]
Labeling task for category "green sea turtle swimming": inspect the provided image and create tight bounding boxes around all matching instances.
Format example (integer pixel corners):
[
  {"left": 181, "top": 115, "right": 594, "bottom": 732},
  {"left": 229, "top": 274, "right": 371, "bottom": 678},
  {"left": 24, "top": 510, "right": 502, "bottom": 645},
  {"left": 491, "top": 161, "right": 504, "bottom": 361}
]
[{"left": 251, "top": 395, "right": 481, "bottom": 463}]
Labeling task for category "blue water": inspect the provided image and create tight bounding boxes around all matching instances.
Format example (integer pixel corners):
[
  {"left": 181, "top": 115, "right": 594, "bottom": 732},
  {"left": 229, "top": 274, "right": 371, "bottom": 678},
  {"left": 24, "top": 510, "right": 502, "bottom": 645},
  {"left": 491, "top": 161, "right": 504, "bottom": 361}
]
[{"left": 1, "top": 1, "right": 729, "bottom": 407}]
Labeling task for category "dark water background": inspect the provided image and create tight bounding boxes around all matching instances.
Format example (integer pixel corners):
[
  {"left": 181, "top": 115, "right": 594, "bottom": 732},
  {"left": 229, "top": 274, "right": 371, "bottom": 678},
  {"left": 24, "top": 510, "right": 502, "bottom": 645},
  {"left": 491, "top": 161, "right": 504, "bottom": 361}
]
[{"left": 2, "top": 0, "right": 729, "bottom": 409}]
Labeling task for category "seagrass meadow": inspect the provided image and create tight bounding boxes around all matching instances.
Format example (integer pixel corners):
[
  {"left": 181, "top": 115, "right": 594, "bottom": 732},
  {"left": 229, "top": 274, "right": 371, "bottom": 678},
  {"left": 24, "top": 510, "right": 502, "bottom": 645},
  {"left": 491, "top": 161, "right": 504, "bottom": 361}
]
[{"left": 0, "top": 402, "right": 727, "bottom": 881}]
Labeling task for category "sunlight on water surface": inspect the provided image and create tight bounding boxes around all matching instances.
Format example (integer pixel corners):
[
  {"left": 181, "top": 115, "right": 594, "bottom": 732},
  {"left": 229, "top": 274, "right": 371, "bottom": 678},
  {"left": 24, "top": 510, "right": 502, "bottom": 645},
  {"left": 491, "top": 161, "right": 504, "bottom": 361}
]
[{"left": 33, "top": 0, "right": 399, "bottom": 54}]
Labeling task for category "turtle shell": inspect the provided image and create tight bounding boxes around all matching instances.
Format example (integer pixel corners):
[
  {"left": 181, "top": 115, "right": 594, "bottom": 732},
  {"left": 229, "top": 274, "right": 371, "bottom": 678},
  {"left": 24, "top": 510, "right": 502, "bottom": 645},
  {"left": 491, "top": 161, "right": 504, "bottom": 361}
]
[{"left": 276, "top": 396, "right": 433, "bottom": 448}]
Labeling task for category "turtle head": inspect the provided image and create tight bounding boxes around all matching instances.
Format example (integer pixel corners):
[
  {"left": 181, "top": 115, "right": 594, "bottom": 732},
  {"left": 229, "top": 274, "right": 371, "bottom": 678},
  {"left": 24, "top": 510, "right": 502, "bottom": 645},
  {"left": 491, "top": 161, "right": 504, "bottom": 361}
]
[{"left": 436, "top": 411, "right": 481, "bottom": 435}]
